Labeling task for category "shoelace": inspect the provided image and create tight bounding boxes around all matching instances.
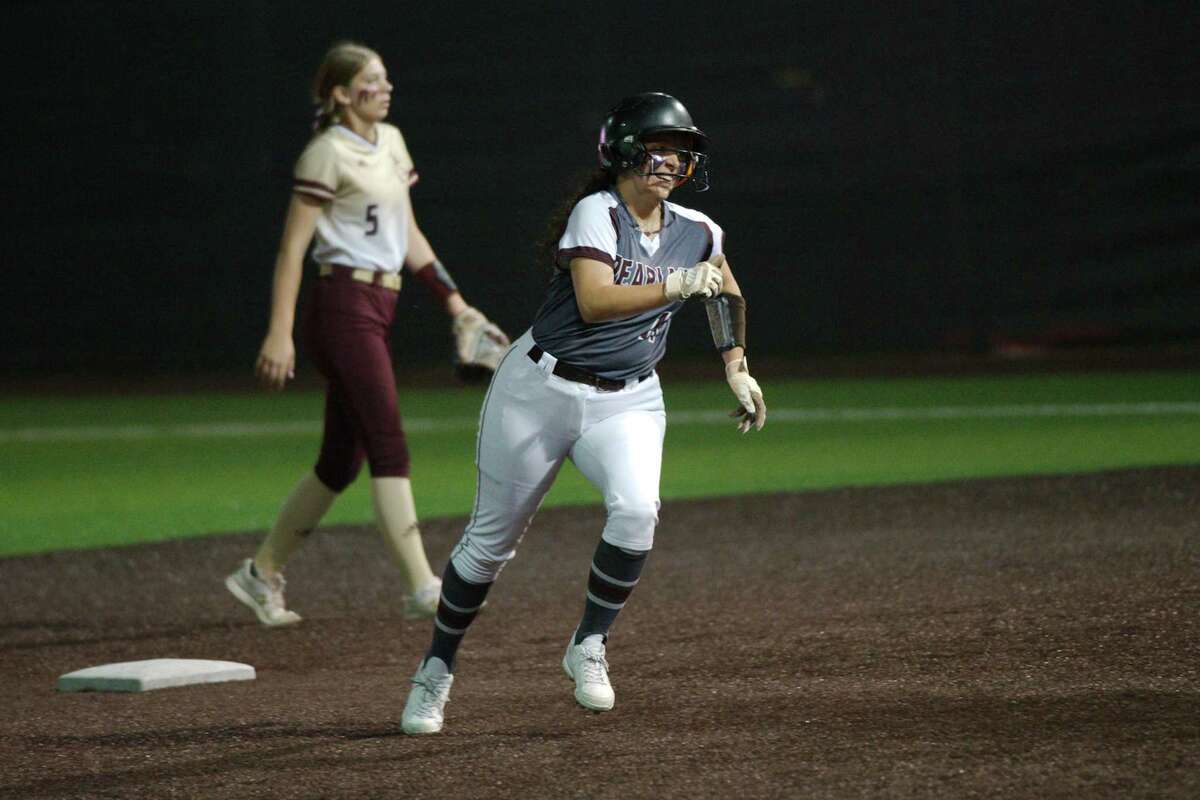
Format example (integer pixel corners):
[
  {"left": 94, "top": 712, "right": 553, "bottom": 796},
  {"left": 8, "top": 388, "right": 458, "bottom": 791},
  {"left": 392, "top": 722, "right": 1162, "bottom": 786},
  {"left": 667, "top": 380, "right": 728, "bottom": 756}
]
[
  {"left": 579, "top": 648, "right": 610, "bottom": 685},
  {"left": 413, "top": 673, "right": 452, "bottom": 711}
]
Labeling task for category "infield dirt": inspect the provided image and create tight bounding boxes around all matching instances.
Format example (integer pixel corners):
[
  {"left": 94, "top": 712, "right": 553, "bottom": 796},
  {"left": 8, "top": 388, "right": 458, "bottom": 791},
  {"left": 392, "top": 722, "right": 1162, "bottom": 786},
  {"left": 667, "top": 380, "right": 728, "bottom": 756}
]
[{"left": 2, "top": 466, "right": 1197, "bottom": 799}]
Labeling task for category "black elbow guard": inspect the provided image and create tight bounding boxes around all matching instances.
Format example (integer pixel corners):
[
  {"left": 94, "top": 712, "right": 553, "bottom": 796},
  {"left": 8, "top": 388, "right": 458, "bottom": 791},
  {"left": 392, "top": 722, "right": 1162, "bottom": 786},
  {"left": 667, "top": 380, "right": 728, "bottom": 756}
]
[{"left": 705, "top": 293, "right": 747, "bottom": 351}]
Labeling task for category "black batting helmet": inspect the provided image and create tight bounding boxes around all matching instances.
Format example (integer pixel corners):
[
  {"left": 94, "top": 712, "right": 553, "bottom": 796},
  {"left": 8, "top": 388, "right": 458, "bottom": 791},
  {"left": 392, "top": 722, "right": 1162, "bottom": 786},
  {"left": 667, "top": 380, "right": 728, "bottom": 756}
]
[{"left": 597, "top": 92, "right": 710, "bottom": 190}]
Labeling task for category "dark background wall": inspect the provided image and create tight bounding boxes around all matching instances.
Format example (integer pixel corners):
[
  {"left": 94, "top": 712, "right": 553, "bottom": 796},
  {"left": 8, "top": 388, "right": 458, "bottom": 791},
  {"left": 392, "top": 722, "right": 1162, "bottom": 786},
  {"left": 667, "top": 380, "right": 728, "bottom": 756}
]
[{"left": 5, "top": 1, "right": 1198, "bottom": 378}]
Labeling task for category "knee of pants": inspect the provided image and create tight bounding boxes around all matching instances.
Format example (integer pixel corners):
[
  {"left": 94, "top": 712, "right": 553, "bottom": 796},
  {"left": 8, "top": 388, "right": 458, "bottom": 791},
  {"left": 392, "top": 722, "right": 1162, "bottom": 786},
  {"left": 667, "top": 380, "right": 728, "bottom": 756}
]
[
  {"left": 450, "top": 535, "right": 519, "bottom": 585},
  {"left": 600, "top": 499, "right": 660, "bottom": 552},
  {"left": 314, "top": 456, "right": 363, "bottom": 494},
  {"left": 366, "top": 439, "right": 411, "bottom": 479},
  {"left": 450, "top": 467, "right": 548, "bottom": 583}
]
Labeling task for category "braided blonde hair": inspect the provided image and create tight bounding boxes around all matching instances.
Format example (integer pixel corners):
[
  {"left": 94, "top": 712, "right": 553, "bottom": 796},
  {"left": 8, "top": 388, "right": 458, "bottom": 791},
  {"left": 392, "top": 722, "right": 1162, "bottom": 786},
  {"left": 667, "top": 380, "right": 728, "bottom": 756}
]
[{"left": 311, "top": 41, "right": 379, "bottom": 132}]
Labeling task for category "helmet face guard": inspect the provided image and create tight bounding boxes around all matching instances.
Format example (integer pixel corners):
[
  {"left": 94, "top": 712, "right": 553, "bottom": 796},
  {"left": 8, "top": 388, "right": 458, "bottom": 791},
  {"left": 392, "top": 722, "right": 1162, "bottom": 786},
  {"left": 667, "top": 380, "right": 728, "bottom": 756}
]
[
  {"left": 597, "top": 93, "right": 711, "bottom": 191},
  {"left": 634, "top": 147, "right": 707, "bottom": 188}
]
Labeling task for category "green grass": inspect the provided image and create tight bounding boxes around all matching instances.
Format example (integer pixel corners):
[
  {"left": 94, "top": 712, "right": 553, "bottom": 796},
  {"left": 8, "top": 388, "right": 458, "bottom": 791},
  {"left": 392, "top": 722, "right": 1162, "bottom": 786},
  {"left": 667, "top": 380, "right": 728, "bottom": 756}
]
[{"left": 1, "top": 371, "right": 1197, "bottom": 557}]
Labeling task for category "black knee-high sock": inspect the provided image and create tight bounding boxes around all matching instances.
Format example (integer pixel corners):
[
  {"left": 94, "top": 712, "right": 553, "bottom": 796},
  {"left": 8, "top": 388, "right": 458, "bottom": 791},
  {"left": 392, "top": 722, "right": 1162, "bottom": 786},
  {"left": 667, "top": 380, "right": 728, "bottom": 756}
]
[
  {"left": 575, "top": 540, "right": 648, "bottom": 644},
  {"left": 426, "top": 561, "right": 491, "bottom": 672}
]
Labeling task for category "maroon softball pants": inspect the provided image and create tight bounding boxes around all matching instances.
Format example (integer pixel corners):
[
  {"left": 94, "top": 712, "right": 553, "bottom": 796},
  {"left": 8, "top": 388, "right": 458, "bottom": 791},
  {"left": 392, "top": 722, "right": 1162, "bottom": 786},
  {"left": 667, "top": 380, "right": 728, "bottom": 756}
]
[{"left": 302, "top": 270, "right": 411, "bottom": 492}]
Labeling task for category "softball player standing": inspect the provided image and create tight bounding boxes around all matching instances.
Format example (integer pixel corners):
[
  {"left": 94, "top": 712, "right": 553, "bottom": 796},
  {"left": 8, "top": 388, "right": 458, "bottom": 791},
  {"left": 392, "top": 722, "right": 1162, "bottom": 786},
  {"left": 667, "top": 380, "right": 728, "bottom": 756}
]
[
  {"left": 401, "top": 92, "right": 767, "bottom": 734},
  {"left": 224, "top": 41, "right": 507, "bottom": 627}
]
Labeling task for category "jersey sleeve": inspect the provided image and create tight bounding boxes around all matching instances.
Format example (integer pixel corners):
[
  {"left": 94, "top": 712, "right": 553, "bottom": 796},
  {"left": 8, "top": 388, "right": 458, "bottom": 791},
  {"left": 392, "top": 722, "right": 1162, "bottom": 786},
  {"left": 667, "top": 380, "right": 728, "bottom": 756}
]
[
  {"left": 671, "top": 203, "right": 725, "bottom": 261},
  {"left": 708, "top": 219, "right": 725, "bottom": 260},
  {"left": 293, "top": 135, "right": 338, "bottom": 201},
  {"left": 557, "top": 193, "right": 619, "bottom": 269},
  {"left": 705, "top": 217, "right": 724, "bottom": 257}
]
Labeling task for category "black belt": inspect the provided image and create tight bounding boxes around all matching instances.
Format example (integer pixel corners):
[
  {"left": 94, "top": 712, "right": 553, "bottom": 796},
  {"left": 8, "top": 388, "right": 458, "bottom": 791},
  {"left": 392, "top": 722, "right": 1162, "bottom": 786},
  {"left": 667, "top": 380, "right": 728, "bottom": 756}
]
[{"left": 527, "top": 345, "right": 649, "bottom": 392}]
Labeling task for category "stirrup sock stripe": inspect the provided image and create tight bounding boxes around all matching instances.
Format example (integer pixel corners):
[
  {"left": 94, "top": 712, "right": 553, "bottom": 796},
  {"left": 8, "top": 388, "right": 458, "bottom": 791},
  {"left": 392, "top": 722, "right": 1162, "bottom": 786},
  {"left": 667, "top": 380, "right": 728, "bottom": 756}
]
[
  {"left": 576, "top": 541, "right": 648, "bottom": 643},
  {"left": 428, "top": 561, "right": 491, "bottom": 671}
]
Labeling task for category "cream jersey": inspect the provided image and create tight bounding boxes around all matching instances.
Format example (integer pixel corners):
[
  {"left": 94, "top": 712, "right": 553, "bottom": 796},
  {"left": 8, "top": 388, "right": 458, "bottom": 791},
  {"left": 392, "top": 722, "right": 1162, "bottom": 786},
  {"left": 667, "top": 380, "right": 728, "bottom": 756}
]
[{"left": 292, "top": 123, "right": 418, "bottom": 273}]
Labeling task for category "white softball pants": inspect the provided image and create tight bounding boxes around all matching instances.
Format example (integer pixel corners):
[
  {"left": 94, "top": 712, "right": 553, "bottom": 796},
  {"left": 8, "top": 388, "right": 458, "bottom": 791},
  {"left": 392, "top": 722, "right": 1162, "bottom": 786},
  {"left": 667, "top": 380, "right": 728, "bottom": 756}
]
[{"left": 449, "top": 329, "right": 667, "bottom": 584}]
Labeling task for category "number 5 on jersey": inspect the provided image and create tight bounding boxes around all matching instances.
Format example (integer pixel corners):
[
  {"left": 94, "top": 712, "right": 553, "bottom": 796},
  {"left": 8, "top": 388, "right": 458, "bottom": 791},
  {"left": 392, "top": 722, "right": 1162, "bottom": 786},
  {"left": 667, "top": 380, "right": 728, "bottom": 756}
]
[{"left": 365, "top": 204, "right": 379, "bottom": 236}]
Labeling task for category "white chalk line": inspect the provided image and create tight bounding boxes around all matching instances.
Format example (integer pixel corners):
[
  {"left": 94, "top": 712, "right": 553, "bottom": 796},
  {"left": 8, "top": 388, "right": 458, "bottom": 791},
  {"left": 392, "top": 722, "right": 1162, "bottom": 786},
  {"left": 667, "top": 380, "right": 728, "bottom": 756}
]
[{"left": 2, "top": 402, "right": 1198, "bottom": 443}]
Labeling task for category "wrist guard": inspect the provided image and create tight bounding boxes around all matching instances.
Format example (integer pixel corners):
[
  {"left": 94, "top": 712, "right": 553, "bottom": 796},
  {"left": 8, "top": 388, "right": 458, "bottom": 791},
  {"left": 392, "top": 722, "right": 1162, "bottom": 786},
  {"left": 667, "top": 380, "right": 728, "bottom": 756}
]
[
  {"left": 705, "top": 293, "right": 746, "bottom": 352},
  {"left": 414, "top": 259, "right": 459, "bottom": 303}
]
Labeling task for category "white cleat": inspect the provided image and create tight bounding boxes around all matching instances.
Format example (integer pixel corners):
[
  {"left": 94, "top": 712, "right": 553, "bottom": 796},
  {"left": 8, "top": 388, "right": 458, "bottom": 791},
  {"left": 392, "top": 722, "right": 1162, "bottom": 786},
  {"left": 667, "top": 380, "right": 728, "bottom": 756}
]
[
  {"left": 562, "top": 633, "right": 615, "bottom": 711},
  {"left": 404, "top": 577, "right": 442, "bottom": 620},
  {"left": 224, "top": 559, "right": 302, "bottom": 627},
  {"left": 402, "top": 656, "right": 454, "bottom": 734}
]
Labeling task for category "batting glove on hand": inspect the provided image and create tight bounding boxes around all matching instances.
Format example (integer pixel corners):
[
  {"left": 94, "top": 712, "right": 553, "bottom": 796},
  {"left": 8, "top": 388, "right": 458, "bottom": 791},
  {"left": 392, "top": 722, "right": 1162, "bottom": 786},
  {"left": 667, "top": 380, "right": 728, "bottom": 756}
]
[
  {"left": 725, "top": 356, "right": 766, "bottom": 433},
  {"left": 664, "top": 254, "right": 725, "bottom": 301},
  {"left": 452, "top": 306, "right": 510, "bottom": 384}
]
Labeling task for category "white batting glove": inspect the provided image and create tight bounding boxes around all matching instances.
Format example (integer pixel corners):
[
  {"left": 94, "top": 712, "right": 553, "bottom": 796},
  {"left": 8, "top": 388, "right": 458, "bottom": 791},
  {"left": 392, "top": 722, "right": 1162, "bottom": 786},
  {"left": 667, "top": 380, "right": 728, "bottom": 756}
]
[
  {"left": 664, "top": 257, "right": 724, "bottom": 301},
  {"left": 725, "top": 356, "right": 766, "bottom": 433}
]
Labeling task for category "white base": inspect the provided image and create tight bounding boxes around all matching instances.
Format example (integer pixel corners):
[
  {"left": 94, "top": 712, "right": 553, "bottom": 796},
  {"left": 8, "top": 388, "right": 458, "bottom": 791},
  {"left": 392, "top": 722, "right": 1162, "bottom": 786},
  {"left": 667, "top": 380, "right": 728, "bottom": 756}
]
[{"left": 57, "top": 659, "right": 256, "bottom": 693}]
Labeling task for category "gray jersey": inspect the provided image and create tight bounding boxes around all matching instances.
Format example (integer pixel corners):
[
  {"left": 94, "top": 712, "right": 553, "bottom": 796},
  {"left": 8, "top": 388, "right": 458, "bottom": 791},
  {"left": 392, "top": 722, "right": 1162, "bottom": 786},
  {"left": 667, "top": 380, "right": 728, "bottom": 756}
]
[{"left": 530, "top": 189, "right": 725, "bottom": 381}]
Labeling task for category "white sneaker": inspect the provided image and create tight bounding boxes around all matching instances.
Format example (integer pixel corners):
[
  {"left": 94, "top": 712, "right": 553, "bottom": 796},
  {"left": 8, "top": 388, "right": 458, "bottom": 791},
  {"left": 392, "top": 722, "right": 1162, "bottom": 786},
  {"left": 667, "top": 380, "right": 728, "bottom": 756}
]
[
  {"left": 401, "top": 656, "right": 454, "bottom": 734},
  {"left": 404, "top": 577, "right": 442, "bottom": 620},
  {"left": 224, "top": 559, "right": 302, "bottom": 627},
  {"left": 562, "top": 633, "right": 614, "bottom": 711}
]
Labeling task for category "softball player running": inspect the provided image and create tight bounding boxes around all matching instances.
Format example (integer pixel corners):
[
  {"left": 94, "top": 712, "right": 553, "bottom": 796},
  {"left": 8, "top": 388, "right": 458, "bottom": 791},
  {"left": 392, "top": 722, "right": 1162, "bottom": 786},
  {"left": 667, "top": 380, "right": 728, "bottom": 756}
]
[
  {"left": 224, "top": 41, "right": 507, "bottom": 627},
  {"left": 401, "top": 92, "right": 766, "bottom": 734}
]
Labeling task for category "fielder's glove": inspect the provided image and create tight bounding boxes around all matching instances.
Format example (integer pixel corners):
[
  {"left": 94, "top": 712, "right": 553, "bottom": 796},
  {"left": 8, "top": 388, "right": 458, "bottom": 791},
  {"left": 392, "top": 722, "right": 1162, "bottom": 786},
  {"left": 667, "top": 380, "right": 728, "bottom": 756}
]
[
  {"left": 725, "top": 356, "right": 766, "bottom": 433},
  {"left": 452, "top": 306, "right": 510, "bottom": 384},
  {"left": 664, "top": 254, "right": 725, "bottom": 301}
]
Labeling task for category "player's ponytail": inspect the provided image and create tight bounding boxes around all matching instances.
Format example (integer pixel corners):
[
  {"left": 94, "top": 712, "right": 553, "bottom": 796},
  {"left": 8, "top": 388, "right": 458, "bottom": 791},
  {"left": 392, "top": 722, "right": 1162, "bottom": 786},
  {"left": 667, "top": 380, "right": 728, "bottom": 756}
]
[
  {"left": 536, "top": 167, "right": 614, "bottom": 278},
  {"left": 311, "top": 41, "right": 379, "bottom": 133},
  {"left": 312, "top": 96, "right": 339, "bottom": 132}
]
